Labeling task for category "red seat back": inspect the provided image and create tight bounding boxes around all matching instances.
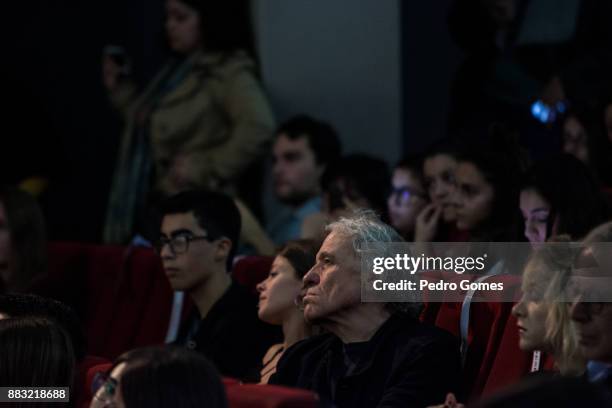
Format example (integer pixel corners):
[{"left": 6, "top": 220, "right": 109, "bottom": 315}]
[
  {"left": 232, "top": 256, "right": 274, "bottom": 294},
  {"left": 226, "top": 384, "right": 319, "bottom": 408}
]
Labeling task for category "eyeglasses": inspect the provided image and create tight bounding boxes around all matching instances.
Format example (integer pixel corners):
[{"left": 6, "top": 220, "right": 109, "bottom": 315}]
[
  {"left": 389, "top": 186, "right": 426, "bottom": 206},
  {"left": 154, "top": 234, "right": 210, "bottom": 255},
  {"left": 91, "top": 372, "right": 118, "bottom": 408}
]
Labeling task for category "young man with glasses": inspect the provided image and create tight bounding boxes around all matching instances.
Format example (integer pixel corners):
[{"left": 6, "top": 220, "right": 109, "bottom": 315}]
[{"left": 157, "top": 190, "right": 280, "bottom": 381}]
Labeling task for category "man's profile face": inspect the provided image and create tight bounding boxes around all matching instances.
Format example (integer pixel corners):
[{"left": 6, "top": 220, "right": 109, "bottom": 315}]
[
  {"left": 272, "top": 134, "right": 323, "bottom": 204},
  {"left": 569, "top": 246, "right": 612, "bottom": 363},
  {"left": 158, "top": 211, "right": 216, "bottom": 292},
  {"left": 301, "top": 231, "right": 361, "bottom": 323}
]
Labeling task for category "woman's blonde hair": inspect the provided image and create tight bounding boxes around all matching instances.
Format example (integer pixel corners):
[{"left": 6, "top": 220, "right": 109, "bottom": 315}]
[{"left": 524, "top": 235, "right": 585, "bottom": 375}]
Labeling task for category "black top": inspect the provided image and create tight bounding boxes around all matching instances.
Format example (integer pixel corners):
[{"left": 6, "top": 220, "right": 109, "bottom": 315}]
[
  {"left": 175, "top": 280, "right": 282, "bottom": 381},
  {"left": 270, "top": 313, "right": 461, "bottom": 408}
]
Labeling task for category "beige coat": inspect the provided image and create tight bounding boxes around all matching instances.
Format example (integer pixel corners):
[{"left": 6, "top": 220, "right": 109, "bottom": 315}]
[
  {"left": 104, "top": 50, "right": 274, "bottom": 243},
  {"left": 110, "top": 50, "right": 275, "bottom": 194}
]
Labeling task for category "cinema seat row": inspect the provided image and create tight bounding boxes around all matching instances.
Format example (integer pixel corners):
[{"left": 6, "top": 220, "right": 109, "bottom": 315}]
[{"left": 39, "top": 243, "right": 549, "bottom": 406}]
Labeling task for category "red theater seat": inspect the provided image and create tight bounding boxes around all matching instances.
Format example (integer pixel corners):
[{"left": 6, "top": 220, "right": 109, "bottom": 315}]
[
  {"left": 232, "top": 256, "right": 274, "bottom": 294},
  {"left": 44, "top": 242, "right": 176, "bottom": 359},
  {"left": 75, "top": 356, "right": 111, "bottom": 408},
  {"left": 432, "top": 274, "right": 522, "bottom": 399},
  {"left": 83, "top": 362, "right": 113, "bottom": 408},
  {"left": 226, "top": 384, "right": 319, "bottom": 408}
]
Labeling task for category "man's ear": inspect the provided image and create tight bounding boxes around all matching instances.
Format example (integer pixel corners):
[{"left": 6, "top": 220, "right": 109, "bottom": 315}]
[
  {"left": 214, "top": 237, "right": 233, "bottom": 263},
  {"left": 315, "top": 163, "right": 326, "bottom": 180}
]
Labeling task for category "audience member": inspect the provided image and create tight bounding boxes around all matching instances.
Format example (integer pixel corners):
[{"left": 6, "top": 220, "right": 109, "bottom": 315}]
[
  {"left": 0, "top": 317, "right": 74, "bottom": 394},
  {"left": 388, "top": 155, "right": 429, "bottom": 240},
  {"left": 256, "top": 239, "right": 318, "bottom": 384},
  {"left": 270, "top": 212, "right": 460, "bottom": 407},
  {"left": 268, "top": 115, "right": 341, "bottom": 245},
  {"left": 569, "top": 221, "right": 612, "bottom": 388},
  {"left": 512, "top": 237, "right": 585, "bottom": 375},
  {"left": 0, "top": 187, "right": 47, "bottom": 293},
  {"left": 415, "top": 140, "right": 460, "bottom": 242},
  {"left": 103, "top": 0, "right": 275, "bottom": 244},
  {"left": 0, "top": 293, "right": 86, "bottom": 360},
  {"left": 157, "top": 190, "right": 280, "bottom": 380},
  {"left": 520, "top": 154, "right": 609, "bottom": 245},
  {"left": 562, "top": 106, "right": 612, "bottom": 189},
  {"left": 91, "top": 346, "right": 227, "bottom": 408},
  {"left": 302, "top": 154, "right": 391, "bottom": 243},
  {"left": 453, "top": 127, "right": 525, "bottom": 241}
]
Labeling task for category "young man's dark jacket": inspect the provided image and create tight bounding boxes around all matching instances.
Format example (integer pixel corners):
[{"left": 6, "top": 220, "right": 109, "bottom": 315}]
[{"left": 270, "top": 312, "right": 461, "bottom": 408}]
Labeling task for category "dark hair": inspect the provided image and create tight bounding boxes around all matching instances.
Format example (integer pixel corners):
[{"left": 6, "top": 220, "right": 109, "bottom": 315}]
[
  {"left": 159, "top": 190, "right": 241, "bottom": 270},
  {"left": 277, "top": 239, "right": 318, "bottom": 280},
  {"left": 276, "top": 115, "right": 342, "bottom": 168},
  {"left": 322, "top": 154, "right": 391, "bottom": 222},
  {"left": 0, "top": 293, "right": 85, "bottom": 360},
  {"left": 563, "top": 105, "right": 612, "bottom": 187},
  {"left": 422, "top": 138, "right": 460, "bottom": 162},
  {"left": 321, "top": 154, "right": 391, "bottom": 222},
  {"left": 112, "top": 346, "right": 227, "bottom": 408},
  {"left": 456, "top": 124, "right": 527, "bottom": 241},
  {"left": 395, "top": 154, "right": 425, "bottom": 184},
  {"left": 0, "top": 317, "right": 74, "bottom": 389},
  {"left": 179, "top": 0, "right": 255, "bottom": 55},
  {"left": 522, "top": 154, "right": 610, "bottom": 240},
  {"left": 0, "top": 187, "right": 47, "bottom": 292}
]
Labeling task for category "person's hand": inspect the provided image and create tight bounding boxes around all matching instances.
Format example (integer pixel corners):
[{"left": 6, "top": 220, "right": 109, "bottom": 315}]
[
  {"left": 168, "top": 153, "right": 194, "bottom": 194},
  {"left": 541, "top": 76, "right": 566, "bottom": 107},
  {"left": 426, "top": 393, "right": 465, "bottom": 408},
  {"left": 414, "top": 204, "right": 442, "bottom": 242},
  {"left": 102, "top": 54, "right": 122, "bottom": 92}
]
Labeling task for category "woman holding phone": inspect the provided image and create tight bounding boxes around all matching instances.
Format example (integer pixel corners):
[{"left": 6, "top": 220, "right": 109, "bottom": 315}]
[{"left": 102, "top": 0, "right": 275, "bottom": 243}]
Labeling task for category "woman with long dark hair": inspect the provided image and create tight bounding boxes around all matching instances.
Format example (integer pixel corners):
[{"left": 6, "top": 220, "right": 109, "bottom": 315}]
[{"left": 103, "top": 0, "right": 275, "bottom": 243}]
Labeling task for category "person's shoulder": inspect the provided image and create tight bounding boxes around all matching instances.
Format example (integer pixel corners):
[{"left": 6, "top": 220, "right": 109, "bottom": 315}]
[
  {"left": 282, "top": 332, "right": 336, "bottom": 361},
  {"left": 196, "top": 50, "right": 256, "bottom": 79}
]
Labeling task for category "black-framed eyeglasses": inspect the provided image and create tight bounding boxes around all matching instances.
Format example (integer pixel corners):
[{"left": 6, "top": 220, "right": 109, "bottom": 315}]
[
  {"left": 389, "top": 186, "right": 426, "bottom": 206},
  {"left": 154, "top": 234, "right": 210, "bottom": 255}
]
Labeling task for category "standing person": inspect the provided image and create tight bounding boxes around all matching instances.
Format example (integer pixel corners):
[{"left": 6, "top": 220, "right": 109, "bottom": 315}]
[
  {"left": 156, "top": 190, "right": 280, "bottom": 381},
  {"left": 103, "top": 0, "right": 275, "bottom": 244}
]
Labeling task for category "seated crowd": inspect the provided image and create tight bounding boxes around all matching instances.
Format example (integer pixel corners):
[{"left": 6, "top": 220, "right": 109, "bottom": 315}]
[
  {"left": 2, "top": 117, "right": 612, "bottom": 405},
  {"left": 2, "top": 0, "right": 612, "bottom": 401}
]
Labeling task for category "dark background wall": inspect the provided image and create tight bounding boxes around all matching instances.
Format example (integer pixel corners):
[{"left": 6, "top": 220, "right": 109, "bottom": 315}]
[{"left": 2, "top": 1, "right": 462, "bottom": 242}]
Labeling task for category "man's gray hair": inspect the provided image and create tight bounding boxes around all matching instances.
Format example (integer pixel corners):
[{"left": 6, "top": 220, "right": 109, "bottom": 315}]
[
  {"left": 326, "top": 210, "right": 422, "bottom": 317},
  {"left": 326, "top": 210, "right": 404, "bottom": 254}
]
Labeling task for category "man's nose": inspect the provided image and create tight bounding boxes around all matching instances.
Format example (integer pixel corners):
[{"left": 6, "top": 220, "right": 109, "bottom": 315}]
[{"left": 303, "top": 266, "right": 320, "bottom": 288}]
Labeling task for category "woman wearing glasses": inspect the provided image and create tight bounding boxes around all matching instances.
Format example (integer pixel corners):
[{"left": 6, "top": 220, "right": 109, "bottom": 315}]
[
  {"left": 387, "top": 155, "right": 429, "bottom": 240},
  {"left": 91, "top": 346, "right": 227, "bottom": 408}
]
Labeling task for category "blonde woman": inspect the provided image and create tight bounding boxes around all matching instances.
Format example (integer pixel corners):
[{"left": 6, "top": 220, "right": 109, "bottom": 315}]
[{"left": 512, "top": 236, "right": 585, "bottom": 375}]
